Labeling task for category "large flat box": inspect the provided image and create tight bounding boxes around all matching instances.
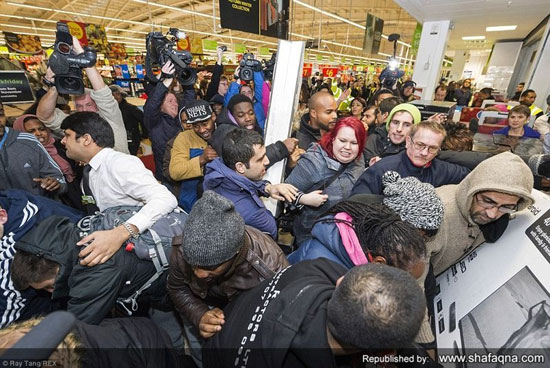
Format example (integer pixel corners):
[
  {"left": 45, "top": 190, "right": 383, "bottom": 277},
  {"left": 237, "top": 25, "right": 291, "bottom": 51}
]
[{"left": 410, "top": 100, "right": 457, "bottom": 121}]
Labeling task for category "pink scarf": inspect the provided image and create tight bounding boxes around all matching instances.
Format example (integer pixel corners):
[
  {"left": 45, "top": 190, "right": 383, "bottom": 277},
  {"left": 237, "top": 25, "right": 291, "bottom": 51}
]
[
  {"left": 13, "top": 114, "right": 76, "bottom": 183},
  {"left": 334, "top": 212, "right": 369, "bottom": 266}
]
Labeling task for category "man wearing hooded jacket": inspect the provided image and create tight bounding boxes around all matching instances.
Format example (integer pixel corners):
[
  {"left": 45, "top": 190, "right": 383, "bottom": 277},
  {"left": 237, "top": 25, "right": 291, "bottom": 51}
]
[{"left": 415, "top": 152, "right": 535, "bottom": 345}]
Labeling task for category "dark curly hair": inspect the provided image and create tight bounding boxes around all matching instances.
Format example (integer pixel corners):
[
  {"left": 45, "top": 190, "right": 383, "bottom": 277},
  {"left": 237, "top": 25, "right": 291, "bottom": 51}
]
[{"left": 442, "top": 121, "right": 473, "bottom": 151}]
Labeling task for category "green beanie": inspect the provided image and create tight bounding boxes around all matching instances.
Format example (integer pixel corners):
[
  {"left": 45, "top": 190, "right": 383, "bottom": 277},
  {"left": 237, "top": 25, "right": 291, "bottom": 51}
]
[{"left": 385, "top": 103, "right": 422, "bottom": 129}]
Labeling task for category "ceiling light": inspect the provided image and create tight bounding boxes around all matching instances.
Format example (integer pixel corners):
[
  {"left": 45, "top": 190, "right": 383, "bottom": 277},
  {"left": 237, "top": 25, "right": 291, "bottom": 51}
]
[
  {"left": 1, "top": 5, "right": 277, "bottom": 47},
  {"left": 486, "top": 25, "right": 517, "bottom": 32},
  {"left": 462, "top": 36, "right": 486, "bottom": 40},
  {"left": 132, "top": 0, "right": 219, "bottom": 20}
]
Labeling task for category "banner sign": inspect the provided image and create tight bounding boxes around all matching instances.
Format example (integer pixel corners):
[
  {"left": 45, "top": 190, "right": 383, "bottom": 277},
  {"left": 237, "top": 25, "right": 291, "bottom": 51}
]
[
  {"left": 61, "top": 20, "right": 88, "bottom": 46},
  {"left": 362, "top": 14, "right": 384, "bottom": 54},
  {"left": 3, "top": 32, "right": 42, "bottom": 55},
  {"left": 177, "top": 36, "right": 191, "bottom": 51},
  {"left": 202, "top": 39, "right": 218, "bottom": 51},
  {"left": 436, "top": 190, "right": 550, "bottom": 364},
  {"left": 233, "top": 43, "right": 246, "bottom": 53},
  {"left": 302, "top": 67, "right": 312, "bottom": 78},
  {"left": 321, "top": 67, "right": 338, "bottom": 78},
  {"left": 218, "top": 0, "right": 289, "bottom": 39},
  {"left": 259, "top": 46, "right": 270, "bottom": 56},
  {"left": 0, "top": 71, "right": 35, "bottom": 103},
  {"left": 191, "top": 38, "right": 203, "bottom": 54},
  {"left": 411, "top": 23, "right": 422, "bottom": 56}
]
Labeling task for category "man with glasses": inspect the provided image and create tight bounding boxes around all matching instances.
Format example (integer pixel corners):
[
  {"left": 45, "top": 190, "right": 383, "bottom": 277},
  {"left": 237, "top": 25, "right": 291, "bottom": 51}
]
[
  {"left": 352, "top": 121, "right": 470, "bottom": 195},
  {"left": 414, "top": 152, "right": 535, "bottom": 347}
]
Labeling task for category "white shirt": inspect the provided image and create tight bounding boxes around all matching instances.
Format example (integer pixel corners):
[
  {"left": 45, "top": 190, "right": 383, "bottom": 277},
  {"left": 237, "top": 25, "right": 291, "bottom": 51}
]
[{"left": 88, "top": 148, "right": 177, "bottom": 232}]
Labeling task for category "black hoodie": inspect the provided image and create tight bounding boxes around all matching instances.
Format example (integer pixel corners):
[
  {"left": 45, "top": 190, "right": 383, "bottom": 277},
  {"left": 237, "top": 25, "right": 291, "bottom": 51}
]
[
  {"left": 294, "top": 113, "right": 321, "bottom": 151},
  {"left": 203, "top": 258, "right": 347, "bottom": 368}
]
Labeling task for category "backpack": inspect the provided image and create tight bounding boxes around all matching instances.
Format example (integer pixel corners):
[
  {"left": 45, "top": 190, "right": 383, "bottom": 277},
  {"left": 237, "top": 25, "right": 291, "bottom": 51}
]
[{"left": 77, "top": 205, "right": 188, "bottom": 315}]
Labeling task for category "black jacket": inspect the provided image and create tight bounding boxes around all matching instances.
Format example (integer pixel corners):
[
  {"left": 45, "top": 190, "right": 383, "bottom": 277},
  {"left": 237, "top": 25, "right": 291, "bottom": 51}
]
[
  {"left": 210, "top": 108, "right": 289, "bottom": 168},
  {"left": 74, "top": 317, "right": 178, "bottom": 367},
  {"left": 352, "top": 150, "right": 470, "bottom": 195},
  {"left": 294, "top": 113, "right": 321, "bottom": 150},
  {"left": 144, "top": 82, "right": 195, "bottom": 181},
  {"left": 363, "top": 125, "right": 405, "bottom": 164},
  {"left": 14, "top": 216, "right": 167, "bottom": 325},
  {"left": 203, "top": 258, "right": 347, "bottom": 368},
  {"left": 118, "top": 99, "right": 146, "bottom": 155}
]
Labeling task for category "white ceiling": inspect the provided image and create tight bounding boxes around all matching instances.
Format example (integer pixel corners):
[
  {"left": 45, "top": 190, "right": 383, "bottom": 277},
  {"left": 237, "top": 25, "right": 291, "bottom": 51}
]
[{"left": 394, "top": 0, "right": 550, "bottom": 50}]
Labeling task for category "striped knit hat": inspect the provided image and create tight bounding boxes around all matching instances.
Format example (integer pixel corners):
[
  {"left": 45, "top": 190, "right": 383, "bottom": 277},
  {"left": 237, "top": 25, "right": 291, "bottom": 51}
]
[{"left": 382, "top": 171, "right": 444, "bottom": 230}]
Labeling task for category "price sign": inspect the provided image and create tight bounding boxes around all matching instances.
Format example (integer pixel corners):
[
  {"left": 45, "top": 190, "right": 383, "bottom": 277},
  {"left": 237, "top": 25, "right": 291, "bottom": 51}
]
[{"left": 321, "top": 67, "right": 338, "bottom": 78}]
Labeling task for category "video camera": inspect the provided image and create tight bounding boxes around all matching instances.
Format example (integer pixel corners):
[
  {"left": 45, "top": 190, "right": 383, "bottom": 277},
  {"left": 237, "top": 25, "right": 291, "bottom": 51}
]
[
  {"left": 47, "top": 22, "right": 97, "bottom": 95},
  {"left": 145, "top": 28, "right": 196, "bottom": 86},
  {"left": 379, "top": 33, "right": 404, "bottom": 90},
  {"left": 262, "top": 52, "right": 276, "bottom": 81},
  {"left": 239, "top": 53, "right": 262, "bottom": 82}
]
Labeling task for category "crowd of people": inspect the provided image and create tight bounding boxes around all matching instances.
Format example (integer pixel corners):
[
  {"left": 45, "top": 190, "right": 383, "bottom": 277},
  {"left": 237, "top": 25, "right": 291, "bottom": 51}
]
[{"left": 1, "top": 37, "right": 550, "bottom": 368}]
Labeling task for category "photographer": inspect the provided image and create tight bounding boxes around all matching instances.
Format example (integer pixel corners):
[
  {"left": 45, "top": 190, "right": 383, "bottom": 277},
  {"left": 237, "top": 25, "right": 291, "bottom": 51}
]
[
  {"left": 36, "top": 36, "right": 129, "bottom": 154},
  {"left": 143, "top": 60, "right": 196, "bottom": 184}
]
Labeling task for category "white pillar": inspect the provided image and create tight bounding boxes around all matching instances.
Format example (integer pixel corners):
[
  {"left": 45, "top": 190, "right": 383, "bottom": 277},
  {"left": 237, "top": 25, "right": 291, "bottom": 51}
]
[
  {"left": 412, "top": 20, "right": 451, "bottom": 100},
  {"left": 449, "top": 50, "right": 468, "bottom": 82},
  {"left": 526, "top": 19, "right": 550, "bottom": 111}
]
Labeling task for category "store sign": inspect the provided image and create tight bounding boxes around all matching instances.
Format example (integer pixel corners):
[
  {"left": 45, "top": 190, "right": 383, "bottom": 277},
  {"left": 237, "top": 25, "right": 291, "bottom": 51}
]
[
  {"left": 202, "top": 39, "right": 218, "bottom": 51},
  {"left": 0, "top": 71, "right": 35, "bottom": 103},
  {"left": 191, "top": 38, "right": 203, "bottom": 54},
  {"left": 362, "top": 13, "right": 384, "bottom": 54},
  {"left": 3, "top": 32, "right": 42, "bottom": 55},
  {"left": 234, "top": 43, "right": 247, "bottom": 53},
  {"left": 321, "top": 67, "right": 338, "bottom": 78},
  {"left": 218, "top": 0, "right": 289, "bottom": 39},
  {"left": 61, "top": 20, "right": 89, "bottom": 46},
  {"left": 259, "top": 47, "right": 270, "bottom": 56},
  {"left": 411, "top": 22, "right": 422, "bottom": 56},
  {"left": 302, "top": 67, "right": 312, "bottom": 78},
  {"left": 177, "top": 37, "right": 191, "bottom": 51}
]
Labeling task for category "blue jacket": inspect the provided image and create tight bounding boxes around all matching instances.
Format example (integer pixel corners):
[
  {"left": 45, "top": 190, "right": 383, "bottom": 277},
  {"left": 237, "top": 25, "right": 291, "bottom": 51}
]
[
  {"left": 351, "top": 150, "right": 470, "bottom": 195},
  {"left": 224, "top": 71, "right": 266, "bottom": 132},
  {"left": 285, "top": 144, "right": 364, "bottom": 244},
  {"left": 493, "top": 125, "right": 541, "bottom": 139},
  {"left": 203, "top": 158, "right": 277, "bottom": 239},
  {"left": 288, "top": 217, "right": 354, "bottom": 269}
]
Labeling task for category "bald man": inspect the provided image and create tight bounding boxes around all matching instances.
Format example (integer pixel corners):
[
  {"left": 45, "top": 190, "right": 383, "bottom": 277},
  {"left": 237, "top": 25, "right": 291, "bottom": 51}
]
[{"left": 294, "top": 92, "right": 338, "bottom": 150}]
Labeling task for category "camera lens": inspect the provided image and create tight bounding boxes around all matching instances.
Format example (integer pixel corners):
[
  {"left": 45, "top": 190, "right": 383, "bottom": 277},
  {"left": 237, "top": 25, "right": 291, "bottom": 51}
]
[{"left": 57, "top": 42, "right": 71, "bottom": 54}]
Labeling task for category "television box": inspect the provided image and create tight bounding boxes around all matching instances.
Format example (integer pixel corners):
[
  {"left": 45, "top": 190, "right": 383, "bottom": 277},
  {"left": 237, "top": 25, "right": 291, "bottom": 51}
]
[{"left": 410, "top": 100, "right": 457, "bottom": 121}]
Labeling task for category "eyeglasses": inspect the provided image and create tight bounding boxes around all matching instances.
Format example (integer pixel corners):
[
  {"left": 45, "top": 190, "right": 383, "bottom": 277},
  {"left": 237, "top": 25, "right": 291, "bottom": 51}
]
[
  {"left": 410, "top": 138, "right": 440, "bottom": 154},
  {"left": 475, "top": 193, "right": 518, "bottom": 214}
]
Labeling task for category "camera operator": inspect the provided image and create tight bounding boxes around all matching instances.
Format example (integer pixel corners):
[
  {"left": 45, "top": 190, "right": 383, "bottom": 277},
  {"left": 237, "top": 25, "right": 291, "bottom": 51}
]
[
  {"left": 205, "top": 46, "right": 229, "bottom": 102},
  {"left": 36, "top": 36, "right": 129, "bottom": 154},
  {"left": 143, "top": 60, "right": 196, "bottom": 184}
]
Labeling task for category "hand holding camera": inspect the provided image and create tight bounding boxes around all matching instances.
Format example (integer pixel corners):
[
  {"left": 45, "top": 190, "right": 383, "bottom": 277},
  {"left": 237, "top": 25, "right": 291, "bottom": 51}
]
[{"left": 161, "top": 60, "right": 176, "bottom": 80}]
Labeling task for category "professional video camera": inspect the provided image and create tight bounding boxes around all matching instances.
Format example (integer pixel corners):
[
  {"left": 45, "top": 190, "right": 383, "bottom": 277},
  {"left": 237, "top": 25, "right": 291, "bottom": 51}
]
[
  {"left": 262, "top": 52, "right": 276, "bottom": 81},
  {"left": 47, "top": 22, "right": 97, "bottom": 95},
  {"left": 145, "top": 28, "right": 196, "bottom": 86},
  {"left": 379, "top": 33, "right": 404, "bottom": 90},
  {"left": 239, "top": 53, "right": 262, "bottom": 81}
]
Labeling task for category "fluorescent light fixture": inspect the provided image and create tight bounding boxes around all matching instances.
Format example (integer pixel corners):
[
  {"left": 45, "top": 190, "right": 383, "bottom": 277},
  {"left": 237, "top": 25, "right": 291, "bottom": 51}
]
[
  {"left": 486, "top": 25, "right": 517, "bottom": 32},
  {"left": 462, "top": 36, "right": 486, "bottom": 40},
  {"left": 132, "top": 0, "right": 220, "bottom": 20},
  {"left": 1, "top": 5, "right": 277, "bottom": 47},
  {"left": 292, "top": 0, "right": 411, "bottom": 48}
]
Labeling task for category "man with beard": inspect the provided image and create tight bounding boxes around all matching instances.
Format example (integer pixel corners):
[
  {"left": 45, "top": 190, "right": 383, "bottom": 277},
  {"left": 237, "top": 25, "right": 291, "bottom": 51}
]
[
  {"left": 167, "top": 190, "right": 288, "bottom": 366},
  {"left": 294, "top": 91, "right": 338, "bottom": 150},
  {"left": 518, "top": 89, "right": 544, "bottom": 119},
  {"left": 169, "top": 100, "right": 218, "bottom": 212},
  {"left": 204, "top": 129, "right": 297, "bottom": 239},
  {"left": 426, "top": 151, "right": 533, "bottom": 278}
]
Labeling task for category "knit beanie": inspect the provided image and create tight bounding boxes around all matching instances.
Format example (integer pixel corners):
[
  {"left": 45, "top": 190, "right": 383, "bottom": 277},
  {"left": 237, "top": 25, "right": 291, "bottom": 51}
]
[
  {"left": 385, "top": 103, "right": 422, "bottom": 129},
  {"left": 382, "top": 171, "right": 444, "bottom": 230},
  {"left": 182, "top": 191, "right": 246, "bottom": 267}
]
